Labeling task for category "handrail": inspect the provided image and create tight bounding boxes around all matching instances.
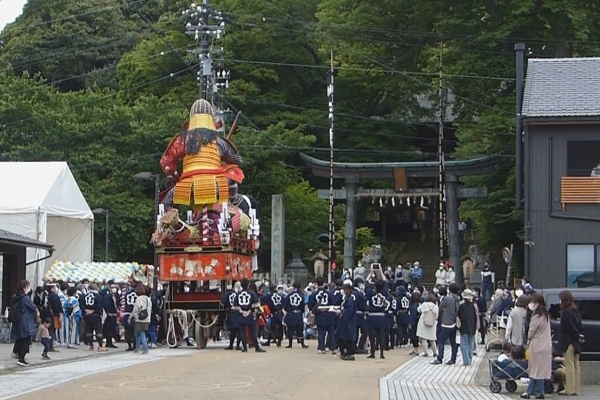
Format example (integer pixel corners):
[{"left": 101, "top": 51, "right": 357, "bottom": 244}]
[{"left": 560, "top": 176, "right": 600, "bottom": 210}]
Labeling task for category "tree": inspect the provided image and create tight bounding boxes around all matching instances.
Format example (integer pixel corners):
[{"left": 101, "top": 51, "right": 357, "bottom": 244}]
[{"left": 0, "top": 0, "right": 146, "bottom": 91}]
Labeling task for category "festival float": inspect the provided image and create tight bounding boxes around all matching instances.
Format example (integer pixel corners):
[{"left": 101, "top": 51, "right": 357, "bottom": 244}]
[{"left": 151, "top": 98, "right": 260, "bottom": 348}]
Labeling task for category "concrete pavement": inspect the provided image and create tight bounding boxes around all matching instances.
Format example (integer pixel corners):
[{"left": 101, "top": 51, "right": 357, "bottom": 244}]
[
  {"left": 1, "top": 341, "right": 412, "bottom": 400},
  {"left": 0, "top": 341, "right": 126, "bottom": 373}
]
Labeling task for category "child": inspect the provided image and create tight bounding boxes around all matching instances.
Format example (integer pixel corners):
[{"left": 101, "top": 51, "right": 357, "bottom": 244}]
[
  {"left": 37, "top": 318, "right": 52, "bottom": 360},
  {"left": 497, "top": 341, "right": 513, "bottom": 362},
  {"left": 65, "top": 287, "right": 82, "bottom": 348}
]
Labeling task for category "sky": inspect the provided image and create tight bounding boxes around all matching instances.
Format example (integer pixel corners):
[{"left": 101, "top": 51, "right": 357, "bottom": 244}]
[{"left": 0, "top": 0, "right": 27, "bottom": 32}]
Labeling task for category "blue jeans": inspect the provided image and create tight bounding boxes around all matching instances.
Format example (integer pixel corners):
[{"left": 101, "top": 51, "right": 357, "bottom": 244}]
[
  {"left": 135, "top": 330, "right": 148, "bottom": 352},
  {"left": 148, "top": 324, "right": 157, "bottom": 345},
  {"left": 460, "top": 334, "right": 475, "bottom": 365},
  {"left": 437, "top": 326, "right": 458, "bottom": 363},
  {"left": 482, "top": 282, "right": 493, "bottom": 302},
  {"left": 527, "top": 378, "right": 545, "bottom": 396}
]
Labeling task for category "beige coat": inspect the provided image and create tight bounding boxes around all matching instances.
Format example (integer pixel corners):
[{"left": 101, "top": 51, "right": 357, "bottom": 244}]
[
  {"left": 416, "top": 302, "right": 439, "bottom": 341},
  {"left": 527, "top": 313, "right": 553, "bottom": 379}
]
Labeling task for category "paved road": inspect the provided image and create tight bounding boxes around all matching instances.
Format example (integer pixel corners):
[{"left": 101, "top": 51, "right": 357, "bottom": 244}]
[{"left": 2, "top": 342, "right": 411, "bottom": 400}]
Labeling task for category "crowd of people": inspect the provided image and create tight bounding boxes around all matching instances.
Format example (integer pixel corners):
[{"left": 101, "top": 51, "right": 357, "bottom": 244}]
[
  {"left": 9, "top": 278, "right": 166, "bottom": 366},
  {"left": 8, "top": 265, "right": 585, "bottom": 399}
]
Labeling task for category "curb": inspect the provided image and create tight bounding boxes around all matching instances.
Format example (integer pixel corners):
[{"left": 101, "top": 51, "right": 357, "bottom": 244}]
[{"left": 0, "top": 349, "right": 124, "bottom": 375}]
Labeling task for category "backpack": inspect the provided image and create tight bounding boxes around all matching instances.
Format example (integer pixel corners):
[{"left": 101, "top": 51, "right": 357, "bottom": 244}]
[
  {"left": 423, "top": 306, "right": 436, "bottom": 327},
  {"left": 8, "top": 297, "right": 22, "bottom": 324}
]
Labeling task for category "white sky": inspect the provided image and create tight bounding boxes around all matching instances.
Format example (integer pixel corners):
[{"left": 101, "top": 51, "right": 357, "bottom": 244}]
[{"left": 0, "top": 0, "right": 27, "bottom": 32}]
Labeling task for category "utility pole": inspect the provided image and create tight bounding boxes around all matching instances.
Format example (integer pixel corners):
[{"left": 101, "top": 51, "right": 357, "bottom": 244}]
[
  {"left": 184, "top": 0, "right": 227, "bottom": 104},
  {"left": 438, "top": 42, "right": 447, "bottom": 262},
  {"left": 327, "top": 49, "right": 335, "bottom": 284}
]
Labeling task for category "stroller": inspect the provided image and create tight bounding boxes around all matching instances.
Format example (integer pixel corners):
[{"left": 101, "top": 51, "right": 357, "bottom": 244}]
[
  {"left": 489, "top": 358, "right": 557, "bottom": 394},
  {"left": 489, "top": 358, "right": 529, "bottom": 393}
]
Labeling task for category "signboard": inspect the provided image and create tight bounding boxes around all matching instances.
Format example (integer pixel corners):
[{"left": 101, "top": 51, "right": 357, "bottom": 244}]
[{"left": 159, "top": 252, "right": 253, "bottom": 281}]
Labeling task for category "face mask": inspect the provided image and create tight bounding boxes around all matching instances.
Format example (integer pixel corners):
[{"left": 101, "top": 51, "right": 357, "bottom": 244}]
[
  {"left": 515, "top": 290, "right": 524, "bottom": 297},
  {"left": 433, "top": 288, "right": 439, "bottom": 294},
  {"left": 277, "top": 290, "right": 284, "bottom": 295},
  {"left": 83, "top": 284, "right": 89, "bottom": 290},
  {"left": 183, "top": 286, "right": 190, "bottom": 293},
  {"left": 111, "top": 288, "right": 117, "bottom": 294},
  {"left": 521, "top": 281, "right": 526, "bottom": 286},
  {"left": 528, "top": 303, "right": 537, "bottom": 311}
]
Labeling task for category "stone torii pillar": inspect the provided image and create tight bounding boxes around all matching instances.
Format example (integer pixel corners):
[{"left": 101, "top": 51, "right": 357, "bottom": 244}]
[{"left": 343, "top": 176, "right": 359, "bottom": 271}]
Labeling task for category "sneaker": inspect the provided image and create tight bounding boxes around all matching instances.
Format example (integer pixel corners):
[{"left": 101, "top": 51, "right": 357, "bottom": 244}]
[
  {"left": 42, "top": 354, "right": 51, "bottom": 360},
  {"left": 430, "top": 359, "right": 442, "bottom": 365},
  {"left": 10, "top": 353, "right": 18, "bottom": 359},
  {"left": 331, "top": 350, "right": 336, "bottom": 355},
  {"left": 17, "top": 360, "right": 30, "bottom": 367},
  {"left": 150, "top": 344, "right": 157, "bottom": 349},
  {"left": 421, "top": 352, "right": 428, "bottom": 357},
  {"left": 317, "top": 350, "right": 325, "bottom": 354},
  {"left": 446, "top": 360, "right": 456, "bottom": 365}
]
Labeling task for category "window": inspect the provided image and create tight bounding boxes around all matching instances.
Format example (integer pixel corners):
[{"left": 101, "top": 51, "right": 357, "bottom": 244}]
[
  {"left": 567, "top": 244, "right": 597, "bottom": 288},
  {"left": 546, "top": 295, "right": 600, "bottom": 321},
  {"left": 567, "top": 140, "right": 600, "bottom": 176},
  {"left": 577, "top": 300, "right": 600, "bottom": 321}
]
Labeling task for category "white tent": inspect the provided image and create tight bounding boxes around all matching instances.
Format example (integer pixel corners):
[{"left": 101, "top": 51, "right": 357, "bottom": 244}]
[{"left": 0, "top": 162, "right": 94, "bottom": 285}]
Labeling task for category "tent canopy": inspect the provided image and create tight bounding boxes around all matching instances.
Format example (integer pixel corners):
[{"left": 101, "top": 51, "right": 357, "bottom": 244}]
[
  {"left": 44, "top": 261, "right": 153, "bottom": 284},
  {"left": 0, "top": 162, "right": 94, "bottom": 285},
  {"left": 0, "top": 162, "right": 93, "bottom": 218}
]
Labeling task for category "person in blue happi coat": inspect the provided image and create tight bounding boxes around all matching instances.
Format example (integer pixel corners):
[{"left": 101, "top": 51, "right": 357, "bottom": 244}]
[
  {"left": 83, "top": 283, "right": 105, "bottom": 351},
  {"left": 330, "top": 279, "right": 343, "bottom": 354},
  {"left": 366, "top": 279, "right": 388, "bottom": 359},
  {"left": 261, "top": 284, "right": 285, "bottom": 347},
  {"left": 102, "top": 282, "right": 119, "bottom": 348},
  {"left": 308, "top": 277, "right": 335, "bottom": 354},
  {"left": 283, "top": 281, "right": 309, "bottom": 349},
  {"left": 121, "top": 283, "right": 137, "bottom": 351},
  {"left": 396, "top": 285, "right": 411, "bottom": 347},
  {"left": 221, "top": 281, "right": 241, "bottom": 350},
  {"left": 353, "top": 278, "right": 368, "bottom": 353},
  {"left": 387, "top": 290, "right": 398, "bottom": 350},
  {"left": 336, "top": 282, "right": 357, "bottom": 361},
  {"left": 233, "top": 279, "right": 265, "bottom": 353}
]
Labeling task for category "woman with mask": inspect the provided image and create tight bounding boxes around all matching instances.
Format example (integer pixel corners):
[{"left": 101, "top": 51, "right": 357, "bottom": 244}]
[
  {"left": 10, "top": 280, "right": 39, "bottom": 366},
  {"left": 521, "top": 293, "right": 552, "bottom": 399},
  {"left": 445, "top": 265, "right": 456, "bottom": 286}
]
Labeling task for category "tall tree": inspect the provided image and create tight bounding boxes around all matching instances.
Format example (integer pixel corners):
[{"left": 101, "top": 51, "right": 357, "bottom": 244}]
[{"left": 0, "top": 0, "right": 146, "bottom": 91}]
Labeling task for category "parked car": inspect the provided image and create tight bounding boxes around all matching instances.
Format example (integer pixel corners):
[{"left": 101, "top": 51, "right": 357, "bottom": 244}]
[{"left": 538, "top": 287, "right": 600, "bottom": 361}]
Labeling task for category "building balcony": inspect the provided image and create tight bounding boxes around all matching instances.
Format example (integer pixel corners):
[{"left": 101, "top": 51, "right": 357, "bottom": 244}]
[{"left": 561, "top": 177, "right": 600, "bottom": 210}]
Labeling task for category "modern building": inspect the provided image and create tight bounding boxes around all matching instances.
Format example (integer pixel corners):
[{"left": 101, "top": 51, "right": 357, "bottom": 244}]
[{"left": 523, "top": 57, "right": 600, "bottom": 288}]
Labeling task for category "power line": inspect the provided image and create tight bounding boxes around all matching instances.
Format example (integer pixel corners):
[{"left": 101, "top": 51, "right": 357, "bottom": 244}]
[
  {"left": 3, "top": 0, "right": 147, "bottom": 35},
  {"left": 2, "top": 43, "right": 197, "bottom": 96},
  {"left": 1, "top": 65, "right": 193, "bottom": 129}
]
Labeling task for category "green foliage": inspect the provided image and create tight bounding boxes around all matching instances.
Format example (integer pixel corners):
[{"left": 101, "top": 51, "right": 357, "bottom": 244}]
[
  {"left": 1, "top": 0, "right": 147, "bottom": 91},
  {"left": 336, "top": 226, "right": 377, "bottom": 260}
]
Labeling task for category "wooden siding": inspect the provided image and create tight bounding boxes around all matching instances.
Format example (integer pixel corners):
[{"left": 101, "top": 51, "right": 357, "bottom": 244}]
[{"left": 561, "top": 177, "right": 600, "bottom": 210}]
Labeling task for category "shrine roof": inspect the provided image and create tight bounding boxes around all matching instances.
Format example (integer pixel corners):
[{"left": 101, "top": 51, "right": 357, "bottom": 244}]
[{"left": 300, "top": 153, "right": 502, "bottom": 179}]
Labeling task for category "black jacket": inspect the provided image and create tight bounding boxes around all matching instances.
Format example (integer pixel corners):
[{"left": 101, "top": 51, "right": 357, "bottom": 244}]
[
  {"left": 47, "top": 291, "right": 63, "bottom": 317},
  {"left": 559, "top": 307, "right": 583, "bottom": 355},
  {"left": 457, "top": 301, "right": 478, "bottom": 336}
]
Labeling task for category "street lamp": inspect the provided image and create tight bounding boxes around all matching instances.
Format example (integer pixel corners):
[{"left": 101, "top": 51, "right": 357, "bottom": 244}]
[
  {"left": 134, "top": 172, "right": 160, "bottom": 293},
  {"left": 92, "top": 208, "right": 109, "bottom": 262}
]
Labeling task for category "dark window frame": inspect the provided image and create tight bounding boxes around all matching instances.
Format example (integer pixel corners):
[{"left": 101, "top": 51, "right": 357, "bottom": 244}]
[
  {"left": 566, "top": 243, "right": 599, "bottom": 288},
  {"left": 566, "top": 139, "right": 600, "bottom": 177}
]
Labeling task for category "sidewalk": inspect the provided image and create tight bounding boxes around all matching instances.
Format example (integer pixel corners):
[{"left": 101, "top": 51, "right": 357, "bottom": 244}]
[
  {"left": 0, "top": 341, "right": 126, "bottom": 373},
  {"left": 381, "top": 343, "right": 600, "bottom": 400}
]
